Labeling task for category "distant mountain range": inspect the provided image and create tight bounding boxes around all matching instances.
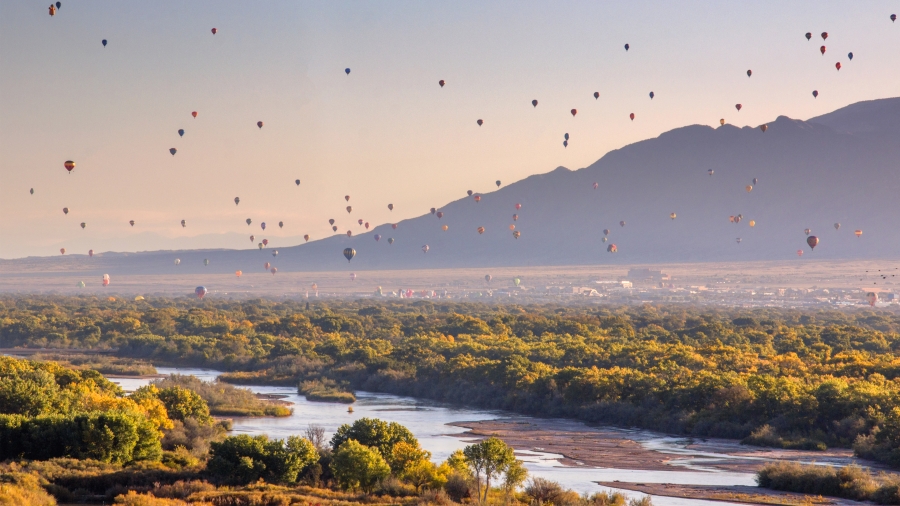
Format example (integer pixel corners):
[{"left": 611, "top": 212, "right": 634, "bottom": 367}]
[{"left": 5, "top": 97, "right": 900, "bottom": 275}]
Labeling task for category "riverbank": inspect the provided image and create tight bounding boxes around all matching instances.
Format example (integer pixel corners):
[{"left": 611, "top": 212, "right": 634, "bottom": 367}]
[{"left": 596, "top": 483, "right": 866, "bottom": 506}]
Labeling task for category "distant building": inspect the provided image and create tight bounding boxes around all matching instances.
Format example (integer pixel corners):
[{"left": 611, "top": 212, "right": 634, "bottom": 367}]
[{"left": 626, "top": 268, "right": 669, "bottom": 281}]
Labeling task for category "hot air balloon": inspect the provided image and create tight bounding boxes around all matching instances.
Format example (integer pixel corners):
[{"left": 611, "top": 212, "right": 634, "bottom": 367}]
[
  {"left": 261, "top": 222, "right": 266, "bottom": 230},
  {"left": 514, "top": 203, "right": 522, "bottom": 210},
  {"left": 496, "top": 180, "right": 501, "bottom": 188},
  {"left": 102, "top": 39, "right": 107, "bottom": 47},
  {"left": 749, "top": 220, "right": 756, "bottom": 227},
  {"left": 834, "top": 223, "right": 841, "bottom": 230},
  {"left": 129, "top": 220, "right": 135, "bottom": 227},
  {"left": 391, "top": 224, "right": 398, "bottom": 229},
  {"left": 441, "top": 225, "right": 449, "bottom": 231},
  {"left": 593, "top": 182, "right": 599, "bottom": 189},
  {"left": 30, "top": 188, "right": 33, "bottom": 195},
  {"left": 892, "top": 14, "right": 897, "bottom": 22},
  {"left": 708, "top": 169, "right": 715, "bottom": 176},
  {"left": 80, "top": 222, "right": 86, "bottom": 229},
  {"left": 477, "top": 227, "right": 485, "bottom": 234},
  {"left": 246, "top": 218, "right": 252, "bottom": 226},
  {"left": 746, "top": 185, "right": 753, "bottom": 192},
  {"left": 746, "top": 70, "right": 752, "bottom": 77},
  {"left": 513, "top": 214, "right": 518, "bottom": 221},
  {"left": 624, "top": 43, "right": 630, "bottom": 51},
  {"left": 835, "top": 62, "right": 842, "bottom": 71},
  {"left": 259, "top": 243, "right": 264, "bottom": 249},
  {"left": 250, "top": 235, "right": 255, "bottom": 242},
  {"left": 422, "top": 245, "right": 429, "bottom": 253},
  {"left": 204, "top": 258, "right": 210, "bottom": 265},
  {"left": 855, "top": 230, "right": 863, "bottom": 238},
  {"left": 485, "top": 274, "right": 492, "bottom": 284},
  {"left": 211, "top": 28, "right": 218, "bottom": 35},
  {"left": 102, "top": 277, "right": 110, "bottom": 287},
  {"left": 797, "top": 249, "right": 804, "bottom": 257},
  {"left": 669, "top": 213, "right": 676, "bottom": 220},
  {"left": 174, "top": 258, "right": 180, "bottom": 265},
  {"left": 807, "top": 236, "right": 819, "bottom": 250},
  {"left": 509, "top": 224, "right": 515, "bottom": 230},
  {"left": 236, "top": 270, "right": 242, "bottom": 277},
  {"left": 848, "top": 52, "right": 854, "bottom": 61},
  {"left": 630, "top": 113, "right": 635, "bottom": 121},
  {"left": 196, "top": 286, "right": 208, "bottom": 299},
  {"left": 649, "top": 91, "right": 655, "bottom": 99},
  {"left": 563, "top": 141, "right": 568, "bottom": 148},
  {"left": 734, "top": 215, "right": 742, "bottom": 224},
  {"left": 329, "top": 219, "right": 335, "bottom": 225},
  {"left": 514, "top": 278, "right": 521, "bottom": 287},
  {"left": 620, "top": 221, "right": 626, "bottom": 227},
  {"left": 820, "top": 46, "right": 826, "bottom": 55},
  {"left": 295, "top": 179, "right": 300, "bottom": 186},
  {"left": 304, "top": 234, "right": 310, "bottom": 241},
  {"left": 278, "top": 221, "right": 284, "bottom": 229},
  {"left": 532, "top": 99, "right": 538, "bottom": 107},
  {"left": 265, "top": 262, "right": 271, "bottom": 270},
  {"left": 735, "top": 104, "right": 742, "bottom": 111},
  {"left": 388, "top": 238, "right": 394, "bottom": 245},
  {"left": 358, "top": 219, "right": 364, "bottom": 226},
  {"left": 345, "top": 68, "right": 350, "bottom": 75},
  {"left": 607, "top": 244, "right": 617, "bottom": 253},
  {"left": 49, "top": 5, "right": 56, "bottom": 15},
  {"left": 262, "top": 239, "right": 268, "bottom": 246},
  {"left": 178, "top": 129, "right": 185, "bottom": 137},
  {"left": 346, "top": 206, "right": 352, "bottom": 213},
  {"left": 350, "top": 272, "right": 357, "bottom": 281},
  {"left": 805, "top": 228, "right": 811, "bottom": 236},
  {"left": 736, "top": 238, "right": 742, "bottom": 243},
  {"left": 182, "top": 220, "right": 186, "bottom": 227},
  {"left": 594, "top": 92, "right": 599, "bottom": 99},
  {"left": 374, "top": 234, "right": 381, "bottom": 241},
  {"left": 388, "top": 204, "right": 394, "bottom": 211},
  {"left": 513, "top": 231, "right": 521, "bottom": 239},
  {"left": 753, "top": 178, "right": 758, "bottom": 185},
  {"left": 272, "top": 250, "right": 278, "bottom": 257},
  {"left": 257, "top": 121, "right": 263, "bottom": 129},
  {"left": 60, "top": 248, "right": 66, "bottom": 255},
  {"left": 89, "top": 249, "right": 94, "bottom": 257},
  {"left": 813, "top": 90, "right": 819, "bottom": 98},
  {"left": 430, "top": 208, "right": 436, "bottom": 215},
  {"left": 192, "top": 111, "right": 198, "bottom": 118},
  {"left": 759, "top": 124, "right": 768, "bottom": 133},
  {"left": 439, "top": 80, "right": 445, "bottom": 87},
  {"left": 477, "top": 119, "right": 483, "bottom": 126},
  {"left": 234, "top": 197, "right": 240, "bottom": 206},
  {"left": 467, "top": 190, "right": 473, "bottom": 196},
  {"left": 364, "top": 222, "right": 370, "bottom": 229},
  {"left": 78, "top": 281, "right": 85, "bottom": 288},
  {"left": 64, "top": 160, "right": 75, "bottom": 173},
  {"left": 564, "top": 133, "right": 569, "bottom": 141},
  {"left": 867, "top": 292, "right": 878, "bottom": 306},
  {"left": 63, "top": 207, "right": 69, "bottom": 215},
  {"left": 821, "top": 32, "right": 828, "bottom": 40},
  {"left": 571, "top": 109, "right": 577, "bottom": 117},
  {"left": 170, "top": 148, "right": 177, "bottom": 156},
  {"left": 729, "top": 216, "right": 735, "bottom": 223},
  {"left": 719, "top": 119, "right": 725, "bottom": 126},
  {"left": 474, "top": 196, "right": 481, "bottom": 202},
  {"left": 344, "top": 248, "right": 355, "bottom": 262}
]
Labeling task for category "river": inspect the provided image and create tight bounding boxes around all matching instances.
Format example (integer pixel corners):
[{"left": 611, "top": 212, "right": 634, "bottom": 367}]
[{"left": 111, "top": 367, "right": 756, "bottom": 506}]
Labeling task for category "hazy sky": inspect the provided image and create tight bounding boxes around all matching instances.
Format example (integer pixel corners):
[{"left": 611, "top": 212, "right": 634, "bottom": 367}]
[{"left": 2, "top": 1, "right": 898, "bottom": 259}]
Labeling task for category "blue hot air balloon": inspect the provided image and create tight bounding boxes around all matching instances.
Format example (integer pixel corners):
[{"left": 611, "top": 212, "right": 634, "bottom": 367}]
[
  {"left": 345, "top": 68, "right": 351, "bottom": 75},
  {"left": 564, "top": 133, "right": 569, "bottom": 140},
  {"left": 178, "top": 129, "right": 184, "bottom": 137},
  {"left": 563, "top": 140, "right": 568, "bottom": 148},
  {"left": 812, "top": 90, "right": 819, "bottom": 98},
  {"left": 649, "top": 91, "right": 655, "bottom": 99},
  {"left": 624, "top": 43, "right": 630, "bottom": 51},
  {"left": 848, "top": 52, "right": 854, "bottom": 60},
  {"left": 169, "top": 148, "right": 177, "bottom": 156},
  {"left": 102, "top": 39, "right": 107, "bottom": 47}
]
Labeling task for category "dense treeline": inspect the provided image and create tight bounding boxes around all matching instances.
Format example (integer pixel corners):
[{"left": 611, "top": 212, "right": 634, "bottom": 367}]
[{"left": 4, "top": 296, "right": 900, "bottom": 466}]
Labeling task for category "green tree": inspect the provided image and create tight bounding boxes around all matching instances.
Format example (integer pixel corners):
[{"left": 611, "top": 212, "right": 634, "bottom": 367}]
[
  {"left": 331, "top": 439, "right": 391, "bottom": 493},
  {"left": 502, "top": 459, "right": 528, "bottom": 504},
  {"left": 463, "top": 437, "right": 515, "bottom": 504},
  {"left": 156, "top": 386, "right": 212, "bottom": 424},
  {"left": 330, "top": 417, "right": 417, "bottom": 459},
  {"left": 389, "top": 440, "right": 431, "bottom": 474},
  {"left": 207, "top": 434, "right": 318, "bottom": 484}
]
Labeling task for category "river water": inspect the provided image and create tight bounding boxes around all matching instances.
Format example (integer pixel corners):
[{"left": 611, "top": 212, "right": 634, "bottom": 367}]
[{"left": 111, "top": 367, "right": 755, "bottom": 506}]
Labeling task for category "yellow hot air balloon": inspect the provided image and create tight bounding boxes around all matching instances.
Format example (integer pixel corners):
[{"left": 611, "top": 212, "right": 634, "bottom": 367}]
[
  {"left": 855, "top": 230, "right": 863, "bottom": 238},
  {"left": 746, "top": 185, "right": 753, "bottom": 193},
  {"left": 669, "top": 213, "right": 677, "bottom": 220},
  {"left": 749, "top": 220, "right": 756, "bottom": 227},
  {"left": 134, "top": 296, "right": 145, "bottom": 301},
  {"left": 441, "top": 225, "right": 448, "bottom": 231}
]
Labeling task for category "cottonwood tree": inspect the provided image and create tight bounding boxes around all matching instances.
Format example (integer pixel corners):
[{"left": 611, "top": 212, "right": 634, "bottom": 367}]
[{"left": 463, "top": 437, "right": 516, "bottom": 504}]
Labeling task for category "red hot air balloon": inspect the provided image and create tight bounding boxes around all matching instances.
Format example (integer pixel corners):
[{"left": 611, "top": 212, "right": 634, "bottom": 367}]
[
  {"left": 474, "top": 195, "right": 481, "bottom": 202},
  {"left": 820, "top": 46, "right": 826, "bottom": 55},
  {"left": 821, "top": 32, "right": 828, "bottom": 40},
  {"left": 855, "top": 229, "right": 863, "bottom": 238},
  {"left": 807, "top": 236, "right": 819, "bottom": 250},
  {"left": 477, "top": 227, "right": 485, "bottom": 235},
  {"left": 532, "top": 100, "right": 538, "bottom": 107},
  {"left": 629, "top": 113, "right": 635, "bottom": 121},
  {"left": 345, "top": 195, "right": 350, "bottom": 201},
  {"left": 64, "top": 160, "right": 75, "bottom": 173},
  {"left": 477, "top": 119, "right": 483, "bottom": 126},
  {"left": 835, "top": 62, "right": 842, "bottom": 71},
  {"left": 593, "top": 92, "right": 599, "bottom": 99},
  {"left": 257, "top": 121, "right": 263, "bottom": 129},
  {"left": 570, "top": 109, "right": 577, "bottom": 117},
  {"left": 759, "top": 124, "right": 768, "bottom": 132},
  {"left": 60, "top": 248, "right": 66, "bottom": 255},
  {"left": 192, "top": 111, "right": 198, "bottom": 118},
  {"left": 365, "top": 222, "right": 370, "bottom": 229},
  {"left": 392, "top": 224, "right": 398, "bottom": 229},
  {"left": 304, "top": 234, "right": 310, "bottom": 241},
  {"left": 358, "top": 219, "right": 364, "bottom": 225},
  {"left": 607, "top": 244, "right": 617, "bottom": 253},
  {"left": 439, "top": 80, "right": 445, "bottom": 87},
  {"left": 593, "top": 182, "right": 598, "bottom": 189},
  {"left": 735, "top": 104, "right": 742, "bottom": 111},
  {"left": 250, "top": 235, "right": 255, "bottom": 242},
  {"left": 797, "top": 249, "right": 803, "bottom": 257},
  {"left": 436, "top": 212, "right": 444, "bottom": 219},
  {"left": 515, "top": 203, "right": 522, "bottom": 210},
  {"left": 211, "top": 28, "right": 218, "bottom": 35},
  {"left": 867, "top": 292, "right": 878, "bottom": 306}
]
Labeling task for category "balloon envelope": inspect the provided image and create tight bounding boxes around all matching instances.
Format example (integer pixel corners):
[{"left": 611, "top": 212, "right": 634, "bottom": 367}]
[
  {"left": 195, "top": 286, "right": 208, "bottom": 299},
  {"left": 593, "top": 92, "right": 599, "bottom": 99},
  {"left": 102, "top": 39, "right": 107, "bottom": 47},
  {"left": 192, "top": 111, "right": 198, "bottom": 118},
  {"left": 477, "top": 119, "right": 483, "bottom": 126},
  {"left": 532, "top": 99, "right": 538, "bottom": 107},
  {"left": 807, "top": 236, "right": 819, "bottom": 250},
  {"left": 170, "top": 148, "right": 177, "bottom": 156},
  {"left": 343, "top": 248, "right": 355, "bottom": 262},
  {"left": 178, "top": 129, "right": 184, "bottom": 137}
]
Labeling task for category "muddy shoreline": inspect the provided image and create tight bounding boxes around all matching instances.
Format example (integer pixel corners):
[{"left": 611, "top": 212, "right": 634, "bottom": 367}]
[{"left": 597, "top": 483, "right": 865, "bottom": 506}]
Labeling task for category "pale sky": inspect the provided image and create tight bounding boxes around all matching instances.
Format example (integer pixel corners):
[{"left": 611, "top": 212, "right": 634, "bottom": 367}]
[{"left": 2, "top": 1, "right": 898, "bottom": 259}]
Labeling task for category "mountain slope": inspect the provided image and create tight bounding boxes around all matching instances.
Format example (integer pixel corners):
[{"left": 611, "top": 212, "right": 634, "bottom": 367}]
[{"left": 6, "top": 97, "right": 900, "bottom": 275}]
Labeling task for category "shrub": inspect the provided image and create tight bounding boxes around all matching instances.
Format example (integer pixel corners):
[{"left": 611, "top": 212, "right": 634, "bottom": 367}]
[
  {"left": 331, "top": 439, "right": 391, "bottom": 493},
  {"left": 207, "top": 435, "right": 318, "bottom": 485}
]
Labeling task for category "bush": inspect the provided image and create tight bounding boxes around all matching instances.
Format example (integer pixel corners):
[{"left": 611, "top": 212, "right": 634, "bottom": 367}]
[
  {"left": 114, "top": 491, "right": 188, "bottom": 505},
  {"left": 443, "top": 472, "right": 471, "bottom": 503},
  {"left": 299, "top": 379, "right": 356, "bottom": 403},
  {"left": 207, "top": 434, "right": 318, "bottom": 485},
  {"left": 0, "top": 472, "right": 57, "bottom": 506},
  {"left": 757, "top": 462, "right": 888, "bottom": 503},
  {"left": 331, "top": 439, "right": 391, "bottom": 493}
]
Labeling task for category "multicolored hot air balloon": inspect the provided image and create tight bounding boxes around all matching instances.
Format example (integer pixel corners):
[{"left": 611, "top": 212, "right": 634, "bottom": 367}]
[
  {"left": 64, "top": 160, "right": 75, "bottom": 173},
  {"left": 102, "top": 274, "right": 110, "bottom": 287},
  {"left": 422, "top": 245, "right": 429, "bottom": 254},
  {"left": 892, "top": 14, "right": 897, "bottom": 22},
  {"left": 855, "top": 230, "right": 863, "bottom": 238},
  {"left": 473, "top": 195, "right": 481, "bottom": 202},
  {"left": 195, "top": 286, "right": 208, "bottom": 299},
  {"left": 513, "top": 214, "right": 518, "bottom": 221},
  {"left": 807, "top": 236, "right": 819, "bottom": 250},
  {"left": 477, "top": 227, "right": 485, "bottom": 234},
  {"left": 513, "top": 231, "right": 521, "bottom": 239},
  {"left": 867, "top": 292, "right": 878, "bottom": 306},
  {"left": 272, "top": 250, "right": 278, "bottom": 257},
  {"left": 49, "top": 5, "right": 56, "bottom": 16},
  {"left": 343, "top": 248, "right": 355, "bottom": 262},
  {"left": 264, "top": 262, "right": 271, "bottom": 270},
  {"left": 607, "top": 244, "right": 617, "bottom": 253},
  {"left": 392, "top": 224, "right": 398, "bottom": 229},
  {"left": 708, "top": 169, "right": 715, "bottom": 176},
  {"left": 262, "top": 239, "right": 268, "bottom": 246},
  {"left": 250, "top": 235, "right": 255, "bottom": 242},
  {"left": 593, "top": 182, "right": 599, "bottom": 189}
]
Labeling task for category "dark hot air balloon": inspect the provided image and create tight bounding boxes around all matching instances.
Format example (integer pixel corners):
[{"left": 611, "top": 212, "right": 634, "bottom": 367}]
[
  {"left": 345, "top": 68, "right": 350, "bottom": 75},
  {"left": 812, "top": 90, "right": 819, "bottom": 98},
  {"left": 328, "top": 219, "right": 335, "bottom": 225},
  {"left": 178, "top": 129, "right": 184, "bottom": 137},
  {"left": 358, "top": 218, "right": 364, "bottom": 225},
  {"left": 807, "top": 236, "right": 819, "bottom": 250},
  {"left": 624, "top": 43, "right": 629, "bottom": 51},
  {"left": 477, "top": 119, "right": 483, "bottom": 126},
  {"left": 532, "top": 100, "right": 538, "bottom": 107},
  {"left": 593, "top": 91, "right": 599, "bottom": 99},
  {"left": 649, "top": 91, "right": 655, "bottom": 99},
  {"left": 63, "top": 207, "right": 69, "bottom": 215},
  {"left": 436, "top": 212, "right": 444, "bottom": 218},
  {"left": 439, "top": 80, "right": 445, "bottom": 87},
  {"left": 571, "top": 109, "right": 577, "bottom": 116},
  {"left": 30, "top": 188, "right": 34, "bottom": 195},
  {"left": 388, "top": 203, "right": 393, "bottom": 211},
  {"left": 485, "top": 274, "right": 492, "bottom": 283},
  {"left": 708, "top": 169, "right": 714, "bottom": 176},
  {"left": 820, "top": 46, "right": 826, "bottom": 55},
  {"left": 181, "top": 220, "right": 186, "bottom": 227},
  {"left": 170, "top": 148, "right": 177, "bottom": 156},
  {"left": 848, "top": 52, "right": 853, "bottom": 60},
  {"left": 304, "top": 234, "right": 309, "bottom": 241},
  {"left": 603, "top": 229, "right": 610, "bottom": 236},
  {"left": 246, "top": 218, "right": 252, "bottom": 225},
  {"left": 129, "top": 220, "right": 135, "bottom": 227},
  {"left": 343, "top": 248, "right": 355, "bottom": 262},
  {"left": 513, "top": 231, "right": 521, "bottom": 239},
  {"left": 257, "top": 121, "right": 263, "bottom": 129},
  {"left": 467, "top": 190, "right": 473, "bottom": 196},
  {"left": 430, "top": 208, "right": 436, "bottom": 214},
  {"left": 759, "top": 124, "right": 768, "bottom": 132},
  {"left": 563, "top": 141, "right": 567, "bottom": 148},
  {"left": 346, "top": 230, "right": 352, "bottom": 237},
  {"left": 805, "top": 32, "right": 812, "bottom": 40},
  {"left": 332, "top": 226, "right": 338, "bottom": 232},
  {"left": 834, "top": 223, "right": 841, "bottom": 230},
  {"left": 892, "top": 14, "right": 897, "bottom": 22},
  {"left": 835, "top": 62, "right": 842, "bottom": 71},
  {"left": 388, "top": 237, "right": 394, "bottom": 244},
  {"left": 102, "top": 39, "right": 107, "bottom": 47},
  {"left": 495, "top": 180, "right": 501, "bottom": 188},
  {"left": 80, "top": 222, "right": 86, "bottom": 229},
  {"left": 295, "top": 179, "right": 300, "bottom": 186},
  {"left": 805, "top": 228, "right": 811, "bottom": 235},
  {"left": 422, "top": 244, "right": 429, "bottom": 253},
  {"left": 753, "top": 178, "right": 758, "bottom": 185},
  {"left": 374, "top": 234, "right": 381, "bottom": 241},
  {"left": 821, "top": 32, "right": 828, "bottom": 40},
  {"left": 746, "top": 70, "right": 752, "bottom": 77},
  {"left": 630, "top": 113, "right": 635, "bottom": 121},
  {"left": 513, "top": 214, "right": 518, "bottom": 221},
  {"left": 89, "top": 249, "right": 94, "bottom": 257},
  {"left": 60, "top": 248, "right": 65, "bottom": 254},
  {"left": 564, "top": 133, "right": 569, "bottom": 140},
  {"left": 64, "top": 160, "right": 75, "bottom": 172},
  {"left": 735, "top": 104, "right": 742, "bottom": 111},
  {"left": 346, "top": 206, "right": 352, "bottom": 213},
  {"left": 211, "top": 28, "right": 217, "bottom": 35},
  {"left": 195, "top": 286, "right": 208, "bottom": 299},
  {"left": 234, "top": 197, "right": 240, "bottom": 205},
  {"left": 620, "top": 221, "right": 626, "bottom": 227},
  {"left": 278, "top": 221, "right": 283, "bottom": 228}
]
